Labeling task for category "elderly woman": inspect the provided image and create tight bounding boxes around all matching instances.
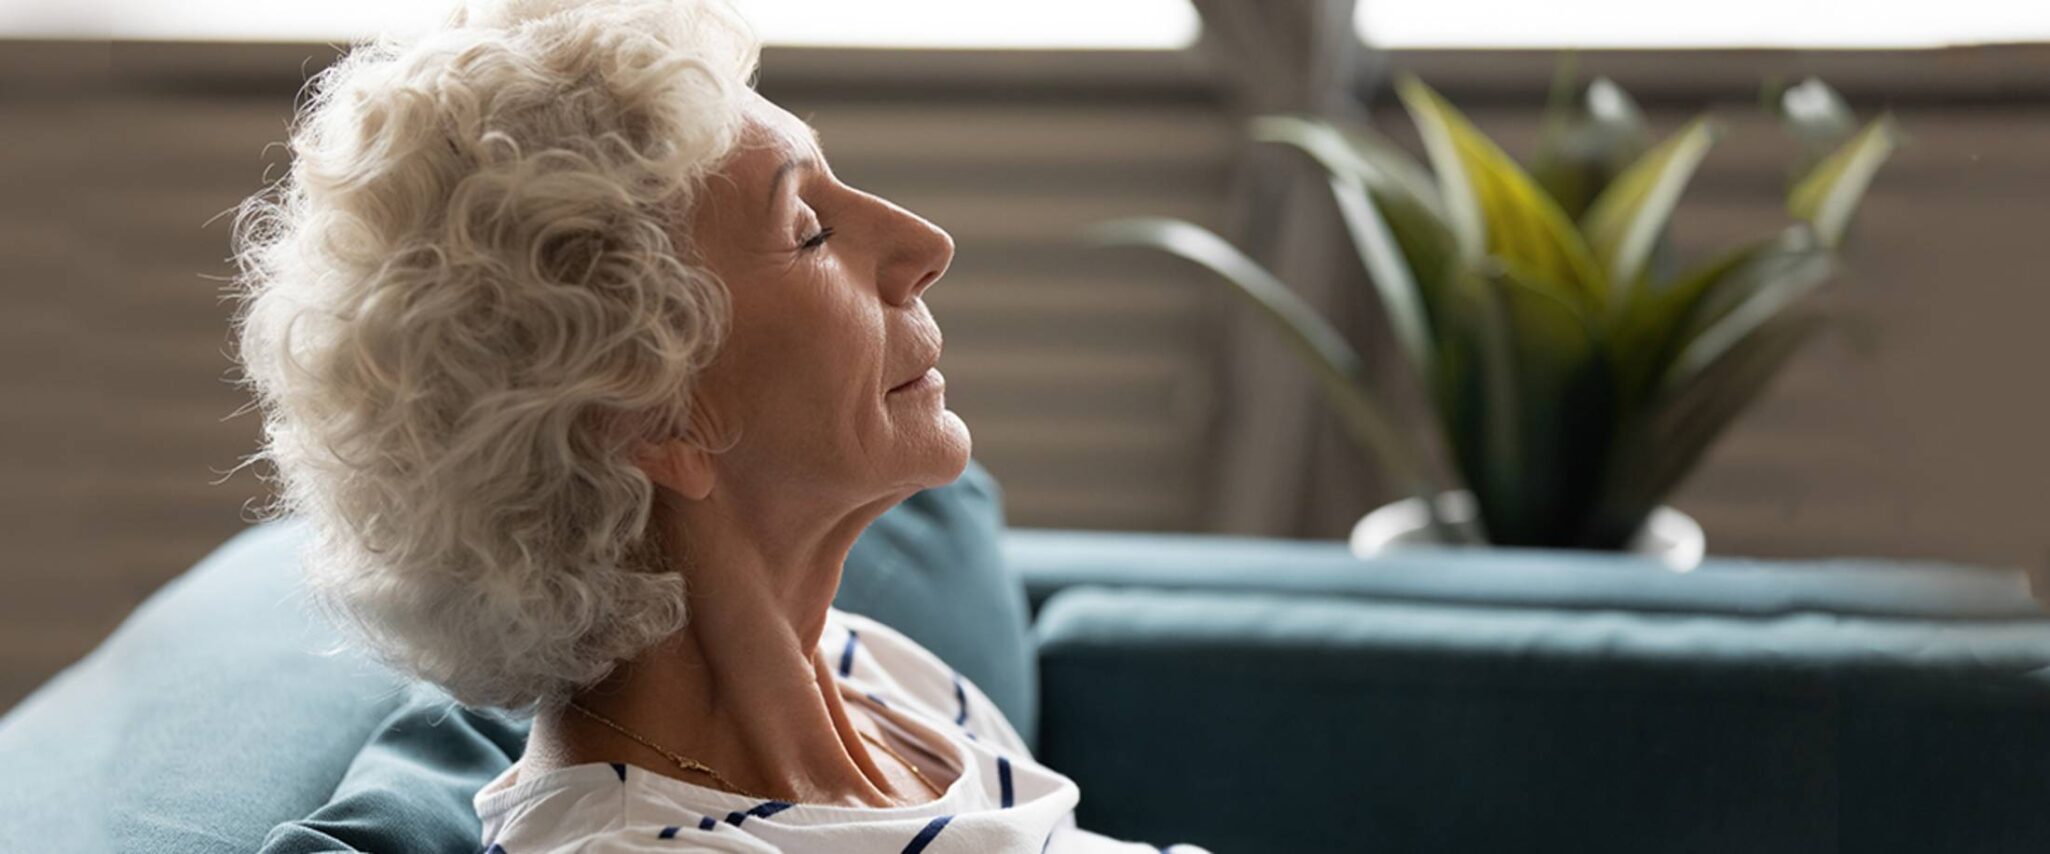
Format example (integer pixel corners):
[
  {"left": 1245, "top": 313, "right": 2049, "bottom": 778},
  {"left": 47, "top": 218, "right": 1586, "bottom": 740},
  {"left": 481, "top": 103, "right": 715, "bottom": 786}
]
[{"left": 228, "top": 1, "right": 1211, "bottom": 852}]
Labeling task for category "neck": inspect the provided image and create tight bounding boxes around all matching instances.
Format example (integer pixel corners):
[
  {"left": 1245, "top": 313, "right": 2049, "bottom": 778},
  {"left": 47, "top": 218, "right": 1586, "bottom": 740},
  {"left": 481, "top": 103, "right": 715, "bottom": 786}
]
[{"left": 518, "top": 482, "right": 919, "bottom": 807}]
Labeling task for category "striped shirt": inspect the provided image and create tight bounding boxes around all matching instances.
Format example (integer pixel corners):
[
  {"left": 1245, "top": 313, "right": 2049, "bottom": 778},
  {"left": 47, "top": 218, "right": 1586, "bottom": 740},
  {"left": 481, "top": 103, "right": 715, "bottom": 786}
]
[{"left": 474, "top": 607, "right": 1211, "bottom": 853}]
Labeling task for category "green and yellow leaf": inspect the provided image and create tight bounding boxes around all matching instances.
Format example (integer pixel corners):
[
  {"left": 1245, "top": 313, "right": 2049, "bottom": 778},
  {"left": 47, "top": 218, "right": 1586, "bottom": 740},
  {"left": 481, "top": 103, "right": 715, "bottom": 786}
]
[
  {"left": 1397, "top": 75, "right": 1607, "bottom": 306},
  {"left": 1581, "top": 117, "right": 1720, "bottom": 307},
  {"left": 1665, "top": 236, "right": 1835, "bottom": 391},
  {"left": 1596, "top": 309, "right": 1822, "bottom": 545},
  {"left": 1533, "top": 76, "right": 1653, "bottom": 219},
  {"left": 1251, "top": 116, "right": 1445, "bottom": 374},
  {"left": 1788, "top": 114, "right": 1901, "bottom": 248}
]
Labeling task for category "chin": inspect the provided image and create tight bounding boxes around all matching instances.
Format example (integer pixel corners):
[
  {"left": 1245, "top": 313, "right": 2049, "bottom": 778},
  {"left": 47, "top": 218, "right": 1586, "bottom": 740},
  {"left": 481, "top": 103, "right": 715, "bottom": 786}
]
[
  {"left": 912, "top": 411, "right": 973, "bottom": 490},
  {"left": 926, "top": 413, "right": 971, "bottom": 485}
]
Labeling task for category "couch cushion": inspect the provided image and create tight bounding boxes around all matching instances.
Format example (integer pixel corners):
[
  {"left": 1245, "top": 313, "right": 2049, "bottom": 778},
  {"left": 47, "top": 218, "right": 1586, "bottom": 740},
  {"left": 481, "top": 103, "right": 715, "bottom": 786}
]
[
  {"left": 1032, "top": 584, "right": 2050, "bottom": 853},
  {"left": 1007, "top": 528, "right": 2049, "bottom": 621},
  {"left": 0, "top": 460, "right": 1027, "bottom": 854},
  {"left": 257, "top": 682, "right": 529, "bottom": 854}
]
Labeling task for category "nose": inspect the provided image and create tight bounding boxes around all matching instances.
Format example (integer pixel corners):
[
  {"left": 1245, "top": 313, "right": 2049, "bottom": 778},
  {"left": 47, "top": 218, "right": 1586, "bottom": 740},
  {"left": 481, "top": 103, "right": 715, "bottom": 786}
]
[{"left": 877, "top": 198, "right": 954, "bottom": 306}]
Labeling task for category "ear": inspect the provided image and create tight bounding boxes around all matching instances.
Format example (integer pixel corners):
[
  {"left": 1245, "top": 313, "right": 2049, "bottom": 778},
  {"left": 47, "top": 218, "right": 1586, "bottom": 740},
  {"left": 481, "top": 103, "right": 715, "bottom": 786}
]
[{"left": 636, "top": 435, "right": 716, "bottom": 501}]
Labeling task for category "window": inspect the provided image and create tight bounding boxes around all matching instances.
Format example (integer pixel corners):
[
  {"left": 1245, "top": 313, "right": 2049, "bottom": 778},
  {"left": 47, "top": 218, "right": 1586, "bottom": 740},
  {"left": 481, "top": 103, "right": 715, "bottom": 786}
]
[
  {"left": 1355, "top": 0, "right": 2050, "bottom": 49},
  {"left": 1, "top": 0, "right": 1201, "bottom": 48}
]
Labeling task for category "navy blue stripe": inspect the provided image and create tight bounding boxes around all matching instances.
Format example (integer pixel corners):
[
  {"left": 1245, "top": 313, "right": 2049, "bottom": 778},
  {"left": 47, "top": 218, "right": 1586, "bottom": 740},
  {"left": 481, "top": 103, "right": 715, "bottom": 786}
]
[
  {"left": 485, "top": 845, "right": 507, "bottom": 854},
  {"left": 866, "top": 692, "right": 890, "bottom": 709},
  {"left": 900, "top": 814, "right": 954, "bottom": 854},
  {"left": 952, "top": 673, "right": 969, "bottom": 724},
  {"left": 963, "top": 730, "right": 978, "bottom": 742},
  {"left": 657, "top": 826, "right": 679, "bottom": 839},
  {"left": 838, "top": 629, "right": 860, "bottom": 676},
  {"left": 725, "top": 800, "right": 795, "bottom": 827},
  {"left": 698, "top": 816, "right": 717, "bottom": 831},
  {"left": 609, "top": 762, "right": 627, "bottom": 782},
  {"left": 1040, "top": 831, "right": 1053, "bottom": 853},
  {"left": 997, "top": 756, "right": 1014, "bottom": 807}
]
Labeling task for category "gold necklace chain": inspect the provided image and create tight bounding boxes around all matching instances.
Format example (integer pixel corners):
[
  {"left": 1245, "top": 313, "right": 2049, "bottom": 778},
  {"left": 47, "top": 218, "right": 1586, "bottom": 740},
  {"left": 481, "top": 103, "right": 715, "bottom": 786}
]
[
  {"left": 565, "top": 701, "right": 944, "bottom": 803},
  {"left": 855, "top": 723, "right": 947, "bottom": 799}
]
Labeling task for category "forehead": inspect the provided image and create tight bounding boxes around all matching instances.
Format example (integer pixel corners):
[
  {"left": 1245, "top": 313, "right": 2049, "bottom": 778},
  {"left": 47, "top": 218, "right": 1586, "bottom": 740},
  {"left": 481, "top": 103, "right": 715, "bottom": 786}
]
[
  {"left": 691, "top": 94, "right": 824, "bottom": 234},
  {"left": 744, "top": 93, "right": 820, "bottom": 154},
  {"left": 727, "top": 93, "right": 822, "bottom": 179}
]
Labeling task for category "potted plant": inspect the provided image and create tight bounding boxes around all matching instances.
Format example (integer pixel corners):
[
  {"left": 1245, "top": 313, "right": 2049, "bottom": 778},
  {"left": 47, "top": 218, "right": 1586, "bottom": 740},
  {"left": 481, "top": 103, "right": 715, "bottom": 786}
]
[{"left": 1088, "top": 74, "right": 1898, "bottom": 570}]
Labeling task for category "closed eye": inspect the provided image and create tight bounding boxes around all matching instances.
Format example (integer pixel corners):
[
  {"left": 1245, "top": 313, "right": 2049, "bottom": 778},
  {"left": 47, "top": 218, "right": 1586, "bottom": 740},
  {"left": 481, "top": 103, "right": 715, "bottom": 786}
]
[{"left": 800, "top": 225, "right": 836, "bottom": 252}]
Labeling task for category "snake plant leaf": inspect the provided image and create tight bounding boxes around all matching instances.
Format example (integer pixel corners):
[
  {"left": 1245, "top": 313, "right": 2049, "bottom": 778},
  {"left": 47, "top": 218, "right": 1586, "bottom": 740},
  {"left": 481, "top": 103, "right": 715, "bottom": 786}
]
[
  {"left": 1775, "top": 76, "right": 1857, "bottom": 175},
  {"left": 1331, "top": 121, "right": 1449, "bottom": 222},
  {"left": 1533, "top": 76, "right": 1654, "bottom": 222},
  {"left": 1480, "top": 270, "right": 1613, "bottom": 546},
  {"left": 1328, "top": 175, "right": 1436, "bottom": 374},
  {"left": 1672, "top": 226, "right": 1825, "bottom": 343},
  {"left": 1250, "top": 115, "right": 1373, "bottom": 179},
  {"left": 1251, "top": 116, "right": 1438, "bottom": 373},
  {"left": 1581, "top": 117, "right": 1721, "bottom": 308},
  {"left": 1458, "top": 272, "right": 1524, "bottom": 525},
  {"left": 1082, "top": 217, "right": 1445, "bottom": 503},
  {"left": 1330, "top": 122, "right": 1463, "bottom": 326},
  {"left": 1788, "top": 114, "right": 1901, "bottom": 249},
  {"left": 1397, "top": 75, "right": 1607, "bottom": 307},
  {"left": 1594, "top": 308, "right": 1823, "bottom": 545},
  {"left": 1609, "top": 235, "right": 1771, "bottom": 404},
  {"left": 1423, "top": 273, "right": 1516, "bottom": 545},
  {"left": 1585, "top": 78, "right": 1649, "bottom": 137},
  {"left": 1665, "top": 233, "right": 1834, "bottom": 392},
  {"left": 1258, "top": 116, "right": 1458, "bottom": 291}
]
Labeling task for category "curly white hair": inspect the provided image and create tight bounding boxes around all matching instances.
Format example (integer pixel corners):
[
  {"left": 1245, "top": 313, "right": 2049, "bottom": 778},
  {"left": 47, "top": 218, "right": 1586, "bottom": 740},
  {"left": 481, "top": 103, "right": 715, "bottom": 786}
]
[{"left": 227, "top": 0, "right": 761, "bottom": 712}]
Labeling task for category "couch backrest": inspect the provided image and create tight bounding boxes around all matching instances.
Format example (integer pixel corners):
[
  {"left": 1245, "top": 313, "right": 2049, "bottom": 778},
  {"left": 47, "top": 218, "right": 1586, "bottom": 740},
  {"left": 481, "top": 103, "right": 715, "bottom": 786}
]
[{"left": 0, "top": 460, "right": 1028, "bottom": 854}]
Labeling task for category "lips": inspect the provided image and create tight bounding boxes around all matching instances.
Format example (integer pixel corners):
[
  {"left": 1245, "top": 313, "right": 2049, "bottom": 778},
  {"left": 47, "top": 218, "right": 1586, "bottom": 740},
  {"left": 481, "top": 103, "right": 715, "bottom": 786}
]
[
  {"left": 888, "top": 366, "right": 938, "bottom": 394},
  {"left": 889, "top": 322, "right": 944, "bottom": 394}
]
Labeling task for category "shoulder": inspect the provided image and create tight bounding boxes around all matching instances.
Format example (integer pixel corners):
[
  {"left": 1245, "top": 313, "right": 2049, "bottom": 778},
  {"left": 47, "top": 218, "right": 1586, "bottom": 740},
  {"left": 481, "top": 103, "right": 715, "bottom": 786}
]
[
  {"left": 477, "top": 761, "right": 774, "bottom": 851},
  {"left": 492, "top": 823, "right": 779, "bottom": 853},
  {"left": 480, "top": 764, "right": 778, "bottom": 854}
]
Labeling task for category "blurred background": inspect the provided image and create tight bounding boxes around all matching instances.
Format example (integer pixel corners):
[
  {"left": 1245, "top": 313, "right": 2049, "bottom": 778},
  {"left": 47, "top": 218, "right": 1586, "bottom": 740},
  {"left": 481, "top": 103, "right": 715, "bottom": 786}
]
[{"left": 2, "top": 0, "right": 2046, "bottom": 710}]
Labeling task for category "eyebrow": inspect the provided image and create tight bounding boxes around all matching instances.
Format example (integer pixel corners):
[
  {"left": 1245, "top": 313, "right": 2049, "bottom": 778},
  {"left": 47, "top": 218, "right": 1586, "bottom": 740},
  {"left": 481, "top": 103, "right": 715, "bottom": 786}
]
[
  {"left": 765, "top": 155, "right": 818, "bottom": 216},
  {"left": 765, "top": 124, "right": 826, "bottom": 215}
]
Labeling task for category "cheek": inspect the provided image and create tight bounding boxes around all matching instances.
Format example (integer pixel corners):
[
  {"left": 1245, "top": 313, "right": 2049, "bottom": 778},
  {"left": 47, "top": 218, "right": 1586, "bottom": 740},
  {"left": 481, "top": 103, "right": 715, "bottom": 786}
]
[
  {"left": 816, "top": 295, "right": 888, "bottom": 408},
  {"left": 737, "top": 272, "right": 885, "bottom": 418}
]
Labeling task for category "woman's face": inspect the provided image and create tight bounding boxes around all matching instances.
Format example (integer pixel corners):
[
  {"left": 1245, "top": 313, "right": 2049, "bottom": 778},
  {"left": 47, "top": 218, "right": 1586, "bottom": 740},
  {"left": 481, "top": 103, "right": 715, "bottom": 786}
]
[{"left": 678, "top": 92, "right": 969, "bottom": 509}]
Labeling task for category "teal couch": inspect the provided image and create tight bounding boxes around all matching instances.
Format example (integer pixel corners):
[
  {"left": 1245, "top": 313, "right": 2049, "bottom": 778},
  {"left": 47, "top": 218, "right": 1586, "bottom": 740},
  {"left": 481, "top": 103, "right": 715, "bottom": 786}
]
[{"left": 6, "top": 459, "right": 2050, "bottom": 853}]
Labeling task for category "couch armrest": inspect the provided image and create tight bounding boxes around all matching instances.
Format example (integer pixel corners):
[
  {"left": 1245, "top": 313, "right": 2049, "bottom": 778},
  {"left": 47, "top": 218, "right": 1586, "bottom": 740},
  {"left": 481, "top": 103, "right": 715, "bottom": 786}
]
[
  {"left": 1030, "top": 584, "right": 2050, "bottom": 854},
  {"left": 1004, "top": 528, "right": 2047, "bottom": 622}
]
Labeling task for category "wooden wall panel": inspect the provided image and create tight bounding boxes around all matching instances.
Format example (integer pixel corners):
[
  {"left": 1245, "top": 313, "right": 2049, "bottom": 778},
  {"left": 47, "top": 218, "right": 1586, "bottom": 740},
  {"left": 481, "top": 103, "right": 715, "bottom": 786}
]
[{"left": 3, "top": 41, "right": 2048, "bottom": 712}]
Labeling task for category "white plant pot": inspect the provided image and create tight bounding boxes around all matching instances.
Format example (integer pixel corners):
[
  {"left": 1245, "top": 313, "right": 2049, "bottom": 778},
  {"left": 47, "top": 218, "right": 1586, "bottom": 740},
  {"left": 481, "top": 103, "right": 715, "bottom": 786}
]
[{"left": 1348, "top": 490, "right": 1705, "bottom": 572}]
